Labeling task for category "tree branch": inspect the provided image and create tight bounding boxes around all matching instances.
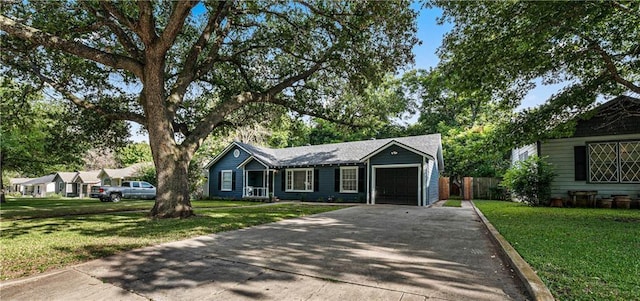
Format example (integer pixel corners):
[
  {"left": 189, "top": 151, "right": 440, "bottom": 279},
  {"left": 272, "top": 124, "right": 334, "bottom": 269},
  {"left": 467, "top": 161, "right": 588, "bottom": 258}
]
[
  {"left": 84, "top": 4, "right": 143, "bottom": 60},
  {"left": 158, "top": 0, "right": 198, "bottom": 53},
  {"left": 167, "top": 1, "right": 229, "bottom": 118},
  {"left": 136, "top": 1, "right": 158, "bottom": 45},
  {"left": 586, "top": 38, "right": 640, "bottom": 94},
  {"left": 0, "top": 15, "right": 144, "bottom": 78},
  {"left": 26, "top": 62, "right": 146, "bottom": 125},
  {"left": 100, "top": 2, "right": 140, "bottom": 35}
]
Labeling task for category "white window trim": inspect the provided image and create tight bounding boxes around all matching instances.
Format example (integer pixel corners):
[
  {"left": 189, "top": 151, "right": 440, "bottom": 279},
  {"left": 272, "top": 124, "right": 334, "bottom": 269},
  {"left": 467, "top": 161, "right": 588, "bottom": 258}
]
[
  {"left": 588, "top": 141, "right": 640, "bottom": 184},
  {"left": 286, "top": 168, "right": 314, "bottom": 192},
  {"left": 221, "top": 170, "right": 233, "bottom": 191},
  {"left": 340, "top": 167, "right": 358, "bottom": 193}
]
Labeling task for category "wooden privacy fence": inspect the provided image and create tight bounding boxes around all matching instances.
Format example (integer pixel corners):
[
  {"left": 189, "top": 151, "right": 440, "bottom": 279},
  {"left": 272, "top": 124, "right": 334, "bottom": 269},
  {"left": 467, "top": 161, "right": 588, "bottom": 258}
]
[
  {"left": 439, "top": 177, "right": 450, "bottom": 200},
  {"left": 438, "top": 176, "right": 503, "bottom": 200},
  {"left": 472, "top": 177, "right": 503, "bottom": 200}
]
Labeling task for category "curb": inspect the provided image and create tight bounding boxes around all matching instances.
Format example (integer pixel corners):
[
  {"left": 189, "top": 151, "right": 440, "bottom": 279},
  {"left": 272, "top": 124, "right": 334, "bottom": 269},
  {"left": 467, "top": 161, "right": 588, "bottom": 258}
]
[{"left": 470, "top": 201, "right": 555, "bottom": 301}]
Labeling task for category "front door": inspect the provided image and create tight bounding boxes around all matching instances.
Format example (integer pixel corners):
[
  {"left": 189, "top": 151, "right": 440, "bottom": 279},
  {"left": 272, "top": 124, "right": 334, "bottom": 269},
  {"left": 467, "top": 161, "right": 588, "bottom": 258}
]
[{"left": 375, "top": 167, "right": 419, "bottom": 205}]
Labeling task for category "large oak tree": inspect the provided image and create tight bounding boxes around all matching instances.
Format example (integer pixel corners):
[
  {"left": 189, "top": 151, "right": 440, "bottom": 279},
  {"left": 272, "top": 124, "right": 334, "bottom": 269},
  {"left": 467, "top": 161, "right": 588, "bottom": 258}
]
[{"left": 1, "top": 1, "right": 418, "bottom": 217}]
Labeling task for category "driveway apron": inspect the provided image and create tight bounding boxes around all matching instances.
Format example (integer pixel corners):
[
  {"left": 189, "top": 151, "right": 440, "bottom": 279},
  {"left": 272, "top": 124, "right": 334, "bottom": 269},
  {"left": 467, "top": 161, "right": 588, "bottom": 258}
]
[{"left": 2, "top": 205, "right": 528, "bottom": 300}]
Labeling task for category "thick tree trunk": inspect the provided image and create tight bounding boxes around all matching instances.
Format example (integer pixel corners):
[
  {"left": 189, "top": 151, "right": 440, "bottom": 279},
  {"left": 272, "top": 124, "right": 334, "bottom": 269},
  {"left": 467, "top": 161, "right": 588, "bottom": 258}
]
[
  {"left": 0, "top": 161, "right": 5, "bottom": 203},
  {"left": 143, "top": 52, "right": 194, "bottom": 218},
  {"left": 150, "top": 151, "right": 193, "bottom": 218}
]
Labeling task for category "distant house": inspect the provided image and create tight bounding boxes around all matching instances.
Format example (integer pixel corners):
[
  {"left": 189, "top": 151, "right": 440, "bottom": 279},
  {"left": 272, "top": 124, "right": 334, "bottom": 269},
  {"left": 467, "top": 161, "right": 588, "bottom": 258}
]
[
  {"left": 56, "top": 172, "right": 79, "bottom": 197},
  {"left": 512, "top": 96, "right": 640, "bottom": 199},
  {"left": 8, "top": 178, "right": 33, "bottom": 195},
  {"left": 73, "top": 170, "right": 101, "bottom": 198},
  {"left": 20, "top": 174, "right": 58, "bottom": 197},
  {"left": 98, "top": 162, "right": 152, "bottom": 186},
  {"left": 205, "top": 134, "right": 444, "bottom": 206}
]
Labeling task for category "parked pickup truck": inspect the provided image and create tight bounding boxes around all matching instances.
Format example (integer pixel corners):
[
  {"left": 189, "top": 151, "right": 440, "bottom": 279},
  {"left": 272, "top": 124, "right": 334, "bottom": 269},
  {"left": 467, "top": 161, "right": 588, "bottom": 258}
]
[{"left": 90, "top": 181, "right": 156, "bottom": 202}]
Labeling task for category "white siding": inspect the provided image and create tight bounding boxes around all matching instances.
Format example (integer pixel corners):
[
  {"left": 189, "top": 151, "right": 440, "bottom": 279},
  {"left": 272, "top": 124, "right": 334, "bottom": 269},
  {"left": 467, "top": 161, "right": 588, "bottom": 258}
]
[
  {"left": 541, "top": 133, "right": 640, "bottom": 198},
  {"left": 511, "top": 144, "right": 537, "bottom": 164}
]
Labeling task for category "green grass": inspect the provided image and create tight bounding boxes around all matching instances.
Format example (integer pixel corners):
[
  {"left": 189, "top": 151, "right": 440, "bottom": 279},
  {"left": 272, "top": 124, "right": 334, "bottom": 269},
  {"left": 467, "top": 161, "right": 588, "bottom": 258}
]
[
  {"left": 0, "top": 202, "right": 346, "bottom": 280},
  {"left": 0, "top": 197, "right": 263, "bottom": 220},
  {"left": 474, "top": 200, "right": 640, "bottom": 301},
  {"left": 443, "top": 200, "right": 462, "bottom": 207}
]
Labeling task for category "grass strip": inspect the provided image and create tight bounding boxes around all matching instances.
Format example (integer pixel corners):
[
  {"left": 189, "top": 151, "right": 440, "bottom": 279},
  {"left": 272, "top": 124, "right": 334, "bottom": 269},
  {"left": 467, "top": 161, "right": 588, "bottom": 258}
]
[
  {"left": 474, "top": 200, "right": 640, "bottom": 301},
  {"left": 0, "top": 198, "right": 264, "bottom": 220},
  {"left": 443, "top": 200, "right": 462, "bottom": 207},
  {"left": 0, "top": 203, "right": 346, "bottom": 280}
]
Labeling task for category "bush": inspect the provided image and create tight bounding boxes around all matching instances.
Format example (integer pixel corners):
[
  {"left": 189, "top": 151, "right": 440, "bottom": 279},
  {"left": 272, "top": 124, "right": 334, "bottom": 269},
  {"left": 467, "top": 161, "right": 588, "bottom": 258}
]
[
  {"left": 45, "top": 192, "right": 63, "bottom": 199},
  {"left": 502, "top": 155, "right": 555, "bottom": 206}
]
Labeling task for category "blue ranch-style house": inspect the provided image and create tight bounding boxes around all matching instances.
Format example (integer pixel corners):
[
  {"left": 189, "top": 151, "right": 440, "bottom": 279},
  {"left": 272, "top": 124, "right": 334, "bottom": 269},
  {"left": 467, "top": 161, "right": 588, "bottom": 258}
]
[{"left": 205, "top": 134, "right": 444, "bottom": 206}]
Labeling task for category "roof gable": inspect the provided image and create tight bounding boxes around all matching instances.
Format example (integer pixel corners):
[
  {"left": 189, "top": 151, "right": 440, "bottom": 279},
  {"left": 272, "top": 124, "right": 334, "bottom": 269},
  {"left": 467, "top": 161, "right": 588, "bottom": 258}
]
[
  {"left": 573, "top": 96, "right": 640, "bottom": 137},
  {"left": 360, "top": 140, "right": 433, "bottom": 162}
]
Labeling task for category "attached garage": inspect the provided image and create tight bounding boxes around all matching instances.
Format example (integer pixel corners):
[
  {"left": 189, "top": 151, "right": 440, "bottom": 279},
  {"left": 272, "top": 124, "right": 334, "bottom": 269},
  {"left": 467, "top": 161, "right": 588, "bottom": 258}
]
[{"left": 373, "top": 166, "right": 420, "bottom": 205}]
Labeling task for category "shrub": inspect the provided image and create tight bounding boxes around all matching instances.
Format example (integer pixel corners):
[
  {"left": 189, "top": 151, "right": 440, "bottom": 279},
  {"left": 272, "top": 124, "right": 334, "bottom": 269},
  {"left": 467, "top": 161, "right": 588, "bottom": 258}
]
[{"left": 502, "top": 155, "right": 555, "bottom": 206}]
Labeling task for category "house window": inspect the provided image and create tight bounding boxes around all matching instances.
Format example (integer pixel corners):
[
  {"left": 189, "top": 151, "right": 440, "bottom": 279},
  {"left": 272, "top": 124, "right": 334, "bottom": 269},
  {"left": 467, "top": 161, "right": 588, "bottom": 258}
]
[
  {"left": 619, "top": 141, "right": 640, "bottom": 183},
  {"left": 518, "top": 151, "right": 529, "bottom": 161},
  {"left": 589, "top": 141, "right": 640, "bottom": 183},
  {"left": 340, "top": 167, "right": 358, "bottom": 193},
  {"left": 286, "top": 168, "right": 313, "bottom": 192},
  {"left": 221, "top": 170, "right": 233, "bottom": 191}
]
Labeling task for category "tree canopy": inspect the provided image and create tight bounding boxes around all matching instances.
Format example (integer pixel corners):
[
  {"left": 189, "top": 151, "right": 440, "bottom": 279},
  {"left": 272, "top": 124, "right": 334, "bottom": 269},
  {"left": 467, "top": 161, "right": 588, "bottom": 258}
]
[
  {"left": 1, "top": 1, "right": 418, "bottom": 217},
  {"left": 430, "top": 0, "right": 640, "bottom": 146}
]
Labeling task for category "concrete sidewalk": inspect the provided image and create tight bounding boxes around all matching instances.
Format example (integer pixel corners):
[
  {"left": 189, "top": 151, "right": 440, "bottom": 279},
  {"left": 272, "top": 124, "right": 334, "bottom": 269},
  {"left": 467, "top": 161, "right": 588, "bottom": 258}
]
[{"left": 1, "top": 205, "right": 529, "bottom": 300}]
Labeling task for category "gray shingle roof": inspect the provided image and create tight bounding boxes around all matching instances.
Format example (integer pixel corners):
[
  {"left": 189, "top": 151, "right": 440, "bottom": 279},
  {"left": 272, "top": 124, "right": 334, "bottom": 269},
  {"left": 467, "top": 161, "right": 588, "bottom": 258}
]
[
  {"left": 100, "top": 162, "right": 153, "bottom": 179},
  {"left": 56, "top": 172, "right": 77, "bottom": 183},
  {"left": 74, "top": 170, "right": 101, "bottom": 183},
  {"left": 21, "top": 174, "right": 57, "bottom": 185},
  {"left": 232, "top": 134, "right": 443, "bottom": 168}
]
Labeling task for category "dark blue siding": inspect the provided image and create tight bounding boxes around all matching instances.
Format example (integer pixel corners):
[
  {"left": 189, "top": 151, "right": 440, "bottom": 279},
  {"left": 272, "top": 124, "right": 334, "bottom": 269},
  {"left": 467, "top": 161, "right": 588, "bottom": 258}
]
[
  {"left": 208, "top": 146, "right": 250, "bottom": 199},
  {"left": 273, "top": 166, "right": 365, "bottom": 202},
  {"left": 369, "top": 145, "right": 423, "bottom": 165},
  {"left": 245, "top": 159, "right": 266, "bottom": 170},
  {"left": 428, "top": 160, "right": 440, "bottom": 204}
]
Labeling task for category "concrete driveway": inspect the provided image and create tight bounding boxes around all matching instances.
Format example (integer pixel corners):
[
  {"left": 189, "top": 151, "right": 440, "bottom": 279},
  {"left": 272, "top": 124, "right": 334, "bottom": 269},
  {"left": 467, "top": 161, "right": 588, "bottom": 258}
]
[{"left": 1, "top": 204, "right": 528, "bottom": 300}]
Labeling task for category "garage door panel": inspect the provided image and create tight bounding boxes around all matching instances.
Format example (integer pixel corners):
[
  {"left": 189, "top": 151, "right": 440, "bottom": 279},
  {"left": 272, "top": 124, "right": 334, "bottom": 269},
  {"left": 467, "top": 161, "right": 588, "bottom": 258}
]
[{"left": 375, "top": 167, "right": 418, "bottom": 205}]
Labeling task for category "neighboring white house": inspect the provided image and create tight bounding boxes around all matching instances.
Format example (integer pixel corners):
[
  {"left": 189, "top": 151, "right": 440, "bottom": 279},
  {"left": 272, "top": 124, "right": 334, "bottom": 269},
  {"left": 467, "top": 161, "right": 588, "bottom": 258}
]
[
  {"left": 20, "top": 174, "right": 58, "bottom": 197},
  {"left": 512, "top": 96, "right": 640, "bottom": 199},
  {"left": 8, "top": 178, "right": 34, "bottom": 195},
  {"left": 98, "top": 162, "right": 152, "bottom": 186},
  {"left": 73, "top": 170, "right": 102, "bottom": 198}
]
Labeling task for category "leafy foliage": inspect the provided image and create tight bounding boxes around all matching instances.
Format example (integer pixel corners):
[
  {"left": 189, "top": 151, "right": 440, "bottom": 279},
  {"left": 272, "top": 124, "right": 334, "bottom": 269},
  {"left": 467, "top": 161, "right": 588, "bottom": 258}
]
[
  {"left": 133, "top": 164, "right": 157, "bottom": 187},
  {"left": 502, "top": 156, "right": 556, "bottom": 206},
  {"left": 430, "top": 0, "right": 640, "bottom": 146},
  {"left": 115, "top": 142, "right": 153, "bottom": 167},
  {"left": 402, "top": 69, "right": 512, "bottom": 183}
]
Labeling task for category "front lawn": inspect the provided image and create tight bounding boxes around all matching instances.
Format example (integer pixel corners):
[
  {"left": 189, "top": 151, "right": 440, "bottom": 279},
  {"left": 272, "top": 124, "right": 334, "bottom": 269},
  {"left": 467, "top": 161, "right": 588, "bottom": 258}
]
[
  {"left": 0, "top": 203, "right": 346, "bottom": 280},
  {"left": 474, "top": 201, "right": 640, "bottom": 301},
  {"left": 0, "top": 197, "right": 263, "bottom": 220}
]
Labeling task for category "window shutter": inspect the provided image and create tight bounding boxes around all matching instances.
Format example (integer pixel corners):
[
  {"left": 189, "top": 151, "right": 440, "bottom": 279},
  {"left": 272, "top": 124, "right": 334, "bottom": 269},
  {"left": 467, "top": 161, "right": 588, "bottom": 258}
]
[
  {"left": 574, "top": 146, "right": 587, "bottom": 181},
  {"left": 218, "top": 171, "right": 221, "bottom": 190},
  {"left": 314, "top": 169, "right": 319, "bottom": 192},
  {"left": 231, "top": 171, "right": 236, "bottom": 190},
  {"left": 334, "top": 169, "right": 340, "bottom": 192},
  {"left": 281, "top": 170, "right": 286, "bottom": 191},
  {"left": 358, "top": 167, "right": 365, "bottom": 192}
]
